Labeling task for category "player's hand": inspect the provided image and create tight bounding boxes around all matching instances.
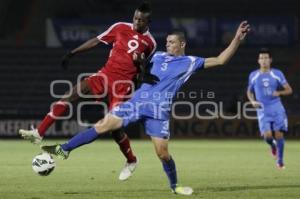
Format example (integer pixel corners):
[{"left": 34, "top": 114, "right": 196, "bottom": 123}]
[
  {"left": 251, "top": 100, "right": 262, "bottom": 109},
  {"left": 140, "top": 73, "right": 160, "bottom": 85},
  {"left": 61, "top": 52, "right": 74, "bottom": 70},
  {"left": 134, "top": 53, "right": 159, "bottom": 85},
  {"left": 272, "top": 91, "right": 280, "bottom": 97},
  {"left": 235, "top": 21, "right": 250, "bottom": 41},
  {"left": 133, "top": 52, "right": 145, "bottom": 66}
]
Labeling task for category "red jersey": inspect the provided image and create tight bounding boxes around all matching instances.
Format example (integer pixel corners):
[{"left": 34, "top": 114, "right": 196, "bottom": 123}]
[{"left": 97, "top": 22, "right": 156, "bottom": 81}]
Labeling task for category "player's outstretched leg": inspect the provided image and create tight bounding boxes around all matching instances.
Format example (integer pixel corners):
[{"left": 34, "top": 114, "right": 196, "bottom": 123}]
[
  {"left": 19, "top": 101, "right": 68, "bottom": 144},
  {"left": 111, "top": 129, "right": 138, "bottom": 181},
  {"left": 42, "top": 127, "right": 99, "bottom": 159},
  {"left": 19, "top": 100, "right": 69, "bottom": 144},
  {"left": 42, "top": 114, "right": 122, "bottom": 160},
  {"left": 19, "top": 80, "right": 91, "bottom": 144},
  {"left": 152, "top": 137, "right": 193, "bottom": 195}
]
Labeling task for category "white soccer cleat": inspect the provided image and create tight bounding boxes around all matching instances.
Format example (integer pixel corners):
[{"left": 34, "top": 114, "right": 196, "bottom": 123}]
[
  {"left": 19, "top": 127, "right": 43, "bottom": 144},
  {"left": 118, "top": 159, "right": 138, "bottom": 181},
  {"left": 172, "top": 186, "right": 194, "bottom": 196}
]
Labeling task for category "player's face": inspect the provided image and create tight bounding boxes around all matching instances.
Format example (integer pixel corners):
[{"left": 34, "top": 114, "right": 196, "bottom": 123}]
[
  {"left": 258, "top": 53, "right": 272, "bottom": 68},
  {"left": 166, "top": 35, "right": 185, "bottom": 56},
  {"left": 133, "top": 11, "right": 149, "bottom": 33}
]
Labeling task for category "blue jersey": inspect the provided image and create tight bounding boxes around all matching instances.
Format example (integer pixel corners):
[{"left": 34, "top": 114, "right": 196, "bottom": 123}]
[
  {"left": 248, "top": 68, "right": 288, "bottom": 106},
  {"left": 111, "top": 51, "right": 205, "bottom": 139},
  {"left": 132, "top": 51, "right": 205, "bottom": 116}
]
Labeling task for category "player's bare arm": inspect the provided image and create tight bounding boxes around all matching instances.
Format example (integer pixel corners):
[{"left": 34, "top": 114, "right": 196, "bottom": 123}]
[
  {"left": 61, "top": 37, "right": 101, "bottom": 69},
  {"left": 204, "top": 21, "right": 250, "bottom": 69},
  {"left": 247, "top": 89, "right": 261, "bottom": 108},
  {"left": 272, "top": 83, "right": 293, "bottom": 96},
  {"left": 70, "top": 37, "right": 101, "bottom": 55}
]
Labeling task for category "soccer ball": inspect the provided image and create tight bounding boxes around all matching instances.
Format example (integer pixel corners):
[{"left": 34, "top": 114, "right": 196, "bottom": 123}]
[{"left": 32, "top": 153, "right": 56, "bottom": 176}]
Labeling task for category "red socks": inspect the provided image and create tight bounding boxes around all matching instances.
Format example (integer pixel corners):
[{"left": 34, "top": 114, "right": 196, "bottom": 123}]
[
  {"left": 38, "top": 101, "right": 68, "bottom": 136},
  {"left": 118, "top": 134, "right": 137, "bottom": 163}
]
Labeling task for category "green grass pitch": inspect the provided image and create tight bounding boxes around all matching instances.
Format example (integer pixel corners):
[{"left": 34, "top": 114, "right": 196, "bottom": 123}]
[{"left": 0, "top": 139, "right": 300, "bottom": 199}]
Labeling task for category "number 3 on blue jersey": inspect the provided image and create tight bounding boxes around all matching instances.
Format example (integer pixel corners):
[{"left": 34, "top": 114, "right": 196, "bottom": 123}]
[{"left": 161, "top": 63, "right": 168, "bottom": 71}]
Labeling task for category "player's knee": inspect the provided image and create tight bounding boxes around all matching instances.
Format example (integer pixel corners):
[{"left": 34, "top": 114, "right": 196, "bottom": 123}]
[
  {"left": 94, "top": 119, "right": 110, "bottom": 134},
  {"left": 263, "top": 132, "right": 272, "bottom": 139},
  {"left": 275, "top": 132, "right": 284, "bottom": 139},
  {"left": 156, "top": 150, "right": 170, "bottom": 161},
  {"left": 94, "top": 115, "right": 122, "bottom": 134}
]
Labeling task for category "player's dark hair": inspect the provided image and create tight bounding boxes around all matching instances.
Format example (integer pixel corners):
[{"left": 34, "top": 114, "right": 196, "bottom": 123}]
[
  {"left": 258, "top": 48, "right": 272, "bottom": 58},
  {"left": 168, "top": 31, "right": 186, "bottom": 42},
  {"left": 137, "top": 1, "right": 152, "bottom": 13},
  {"left": 136, "top": 1, "right": 152, "bottom": 20}
]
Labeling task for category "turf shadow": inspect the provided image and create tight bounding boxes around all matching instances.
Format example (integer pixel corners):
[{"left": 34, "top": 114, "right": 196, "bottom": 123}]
[{"left": 197, "top": 184, "right": 300, "bottom": 192}]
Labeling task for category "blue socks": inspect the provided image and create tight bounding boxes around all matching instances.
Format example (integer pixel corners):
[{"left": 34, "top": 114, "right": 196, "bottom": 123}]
[
  {"left": 265, "top": 137, "right": 276, "bottom": 150},
  {"left": 162, "top": 157, "right": 177, "bottom": 190},
  {"left": 276, "top": 138, "right": 285, "bottom": 164},
  {"left": 61, "top": 128, "right": 99, "bottom": 151},
  {"left": 265, "top": 136, "right": 285, "bottom": 165}
]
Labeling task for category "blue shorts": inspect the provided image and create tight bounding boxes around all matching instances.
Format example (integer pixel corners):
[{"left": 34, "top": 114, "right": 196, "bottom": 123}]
[
  {"left": 111, "top": 100, "right": 170, "bottom": 139},
  {"left": 257, "top": 107, "right": 288, "bottom": 136}
]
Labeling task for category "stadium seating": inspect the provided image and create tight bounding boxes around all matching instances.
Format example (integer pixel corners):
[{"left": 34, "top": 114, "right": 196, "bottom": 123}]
[{"left": 0, "top": 47, "right": 299, "bottom": 118}]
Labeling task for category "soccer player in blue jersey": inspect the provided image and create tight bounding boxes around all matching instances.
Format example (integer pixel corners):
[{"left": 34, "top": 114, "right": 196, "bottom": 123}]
[
  {"left": 42, "top": 21, "right": 250, "bottom": 195},
  {"left": 247, "top": 48, "right": 293, "bottom": 169}
]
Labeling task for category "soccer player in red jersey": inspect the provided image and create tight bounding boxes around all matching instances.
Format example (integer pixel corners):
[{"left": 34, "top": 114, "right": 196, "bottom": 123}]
[{"left": 19, "top": 2, "right": 156, "bottom": 181}]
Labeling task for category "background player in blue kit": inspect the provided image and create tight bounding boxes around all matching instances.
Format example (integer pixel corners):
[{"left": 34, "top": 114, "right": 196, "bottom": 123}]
[
  {"left": 247, "top": 48, "right": 293, "bottom": 169},
  {"left": 42, "top": 21, "right": 250, "bottom": 195}
]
